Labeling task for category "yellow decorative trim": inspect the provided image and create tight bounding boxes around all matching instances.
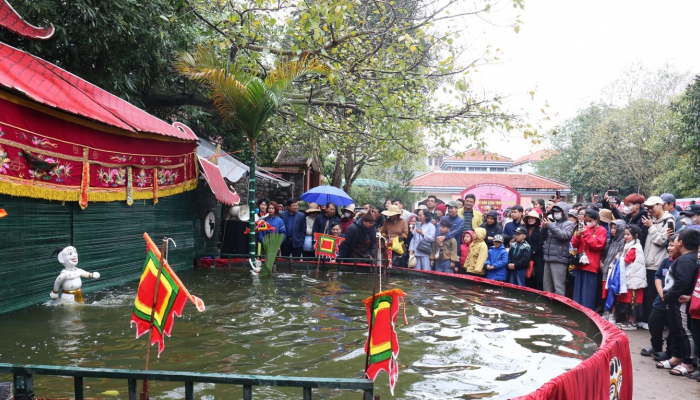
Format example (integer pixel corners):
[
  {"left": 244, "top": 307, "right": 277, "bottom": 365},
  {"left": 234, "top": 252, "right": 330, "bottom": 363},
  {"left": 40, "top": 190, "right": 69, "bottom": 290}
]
[{"left": 0, "top": 178, "right": 197, "bottom": 204}]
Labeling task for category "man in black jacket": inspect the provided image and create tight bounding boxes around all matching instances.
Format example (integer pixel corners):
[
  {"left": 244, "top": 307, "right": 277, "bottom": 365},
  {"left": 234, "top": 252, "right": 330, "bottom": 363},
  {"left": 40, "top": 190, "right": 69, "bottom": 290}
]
[
  {"left": 339, "top": 212, "right": 377, "bottom": 260},
  {"left": 658, "top": 228, "right": 700, "bottom": 376}
]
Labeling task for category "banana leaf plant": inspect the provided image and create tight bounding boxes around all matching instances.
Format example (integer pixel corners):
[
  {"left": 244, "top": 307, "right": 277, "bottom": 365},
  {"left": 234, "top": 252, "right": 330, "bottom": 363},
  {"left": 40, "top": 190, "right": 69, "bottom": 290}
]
[{"left": 176, "top": 44, "right": 331, "bottom": 264}]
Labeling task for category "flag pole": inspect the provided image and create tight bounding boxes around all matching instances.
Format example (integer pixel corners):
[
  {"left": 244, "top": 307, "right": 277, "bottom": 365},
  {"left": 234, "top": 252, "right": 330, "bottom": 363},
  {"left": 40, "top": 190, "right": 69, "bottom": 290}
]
[
  {"left": 365, "top": 233, "right": 381, "bottom": 373},
  {"left": 143, "top": 233, "right": 205, "bottom": 311},
  {"left": 140, "top": 238, "right": 168, "bottom": 400}
]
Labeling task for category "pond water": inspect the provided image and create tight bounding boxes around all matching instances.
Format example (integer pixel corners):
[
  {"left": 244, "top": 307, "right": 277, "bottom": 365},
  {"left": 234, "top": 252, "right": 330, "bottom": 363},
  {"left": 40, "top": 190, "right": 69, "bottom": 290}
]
[{"left": 0, "top": 269, "right": 600, "bottom": 399}]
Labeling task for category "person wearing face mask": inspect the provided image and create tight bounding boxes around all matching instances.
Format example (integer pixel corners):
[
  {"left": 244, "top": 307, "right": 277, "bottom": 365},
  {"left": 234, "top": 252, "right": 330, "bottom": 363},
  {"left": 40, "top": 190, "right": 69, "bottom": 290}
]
[
  {"left": 339, "top": 204, "right": 356, "bottom": 234},
  {"left": 571, "top": 209, "right": 608, "bottom": 310},
  {"left": 679, "top": 204, "right": 700, "bottom": 231},
  {"left": 540, "top": 202, "right": 576, "bottom": 296},
  {"left": 523, "top": 210, "right": 545, "bottom": 290},
  {"left": 622, "top": 193, "right": 649, "bottom": 249}
]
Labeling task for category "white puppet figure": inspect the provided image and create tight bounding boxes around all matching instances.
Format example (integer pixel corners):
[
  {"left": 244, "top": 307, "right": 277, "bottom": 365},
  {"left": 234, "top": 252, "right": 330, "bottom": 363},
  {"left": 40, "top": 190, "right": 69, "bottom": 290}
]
[{"left": 49, "top": 246, "right": 100, "bottom": 303}]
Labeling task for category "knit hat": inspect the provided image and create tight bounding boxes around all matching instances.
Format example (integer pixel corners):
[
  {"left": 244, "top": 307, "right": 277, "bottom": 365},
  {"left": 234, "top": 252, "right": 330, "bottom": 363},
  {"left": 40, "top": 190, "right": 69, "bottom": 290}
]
[
  {"left": 362, "top": 212, "right": 376, "bottom": 223},
  {"left": 436, "top": 204, "right": 447, "bottom": 214}
]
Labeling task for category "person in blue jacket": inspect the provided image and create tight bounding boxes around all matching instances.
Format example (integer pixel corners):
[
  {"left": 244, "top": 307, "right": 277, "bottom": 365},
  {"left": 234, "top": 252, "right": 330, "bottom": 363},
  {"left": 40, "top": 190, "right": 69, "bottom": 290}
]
[
  {"left": 259, "top": 201, "right": 286, "bottom": 248},
  {"left": 485, "top": 234, "right": 509, "bottom": 281}
]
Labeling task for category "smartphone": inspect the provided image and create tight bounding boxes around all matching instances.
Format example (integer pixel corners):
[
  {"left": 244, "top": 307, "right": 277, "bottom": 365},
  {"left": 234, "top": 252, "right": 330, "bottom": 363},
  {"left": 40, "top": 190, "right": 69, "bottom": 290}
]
[
  {"left": 608, "top": 190, "right": 619, "bottom": 197},
  {"left": 555, "top": 190, "right": 561, "bottom": 199},
  {"left": 668, "top": 220, "right": 674, "bottom": 230},
  {"left": 579, "top": 221, "right": 585, "bottom": 230}
]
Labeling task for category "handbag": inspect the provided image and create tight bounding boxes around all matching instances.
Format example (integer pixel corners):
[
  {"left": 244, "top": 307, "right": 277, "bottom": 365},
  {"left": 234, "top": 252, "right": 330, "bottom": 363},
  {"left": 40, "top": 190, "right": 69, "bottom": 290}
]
[
  {"left": 573, "top": 250, "right": 590, "bottom": 266},
  {"left": 303, "top": 235, "right": 313, "bottom": 252},
  {"left": 416, "top": 239, "right": 432, "bottom": 254},
  {"left": 391, "top": 238, "right": 404, "bottom": 255}
]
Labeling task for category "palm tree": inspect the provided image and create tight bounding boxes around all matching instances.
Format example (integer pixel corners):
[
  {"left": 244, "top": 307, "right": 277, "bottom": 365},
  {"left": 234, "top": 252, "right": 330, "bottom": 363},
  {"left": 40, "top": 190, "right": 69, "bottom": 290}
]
[{"left": 177, "top": 44, "right": 330, "bottom": 262}]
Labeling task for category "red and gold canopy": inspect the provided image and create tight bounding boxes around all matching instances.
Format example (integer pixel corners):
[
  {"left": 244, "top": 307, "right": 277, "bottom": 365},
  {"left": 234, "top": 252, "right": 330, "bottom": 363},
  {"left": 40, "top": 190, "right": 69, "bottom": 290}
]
[{"left": 0, "top": 2, "right": 199, "bottom": 208}]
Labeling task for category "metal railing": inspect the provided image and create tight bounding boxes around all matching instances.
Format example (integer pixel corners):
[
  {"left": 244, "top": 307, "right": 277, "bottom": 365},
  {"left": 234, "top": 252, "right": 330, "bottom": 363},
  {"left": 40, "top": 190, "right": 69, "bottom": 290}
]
[{"left": 0, "top": 363, "right": 374, "bottom": 400}]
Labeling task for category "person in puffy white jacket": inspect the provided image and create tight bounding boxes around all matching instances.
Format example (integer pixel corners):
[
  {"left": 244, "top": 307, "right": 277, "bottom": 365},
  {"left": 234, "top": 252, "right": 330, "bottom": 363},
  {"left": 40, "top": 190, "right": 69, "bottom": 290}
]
[{"left": 615, "top": 225, "right": 647, "bottom": 330}]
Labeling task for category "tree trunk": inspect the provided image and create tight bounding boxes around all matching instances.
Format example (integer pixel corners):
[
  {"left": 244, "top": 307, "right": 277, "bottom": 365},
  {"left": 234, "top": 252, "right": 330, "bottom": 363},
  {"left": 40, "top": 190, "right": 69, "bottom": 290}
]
[
  {"left": 331, "top": 156, "right": 343, "bottom": 188},
  {"left": 249, "top": 140, "right": 257, "bottom": 261}
]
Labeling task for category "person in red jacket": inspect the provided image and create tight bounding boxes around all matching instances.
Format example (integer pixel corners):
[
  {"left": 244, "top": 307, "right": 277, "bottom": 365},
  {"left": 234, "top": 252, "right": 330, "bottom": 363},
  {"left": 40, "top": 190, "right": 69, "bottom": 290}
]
[
  {"left": 457, "top": 230, "right": 475, "bottom": 274},
  {"left": 571, "top": 209, "right": 608, "bottom": 310}
]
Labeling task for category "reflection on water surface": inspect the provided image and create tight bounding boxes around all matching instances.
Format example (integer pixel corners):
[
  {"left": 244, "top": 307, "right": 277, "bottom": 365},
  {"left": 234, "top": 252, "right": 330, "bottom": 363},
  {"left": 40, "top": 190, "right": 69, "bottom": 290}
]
[{"left": 0, "top": 270, "right": 599, "bottom": 399}]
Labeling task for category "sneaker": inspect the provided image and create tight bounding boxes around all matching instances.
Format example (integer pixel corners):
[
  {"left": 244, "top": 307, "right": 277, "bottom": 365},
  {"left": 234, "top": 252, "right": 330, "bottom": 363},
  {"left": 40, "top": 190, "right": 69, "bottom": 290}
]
[
  {"left": 636, "top": 321, "right": 649, "bottom": 330},
  {"left": 602, "top": 311, "right": 610, "bottom": 321},
  {"left": 621, "top": 322, "right": 637, "bottom": 331},
  {"left": 608, "top": 313, "right": 616, "bottom": 324}
]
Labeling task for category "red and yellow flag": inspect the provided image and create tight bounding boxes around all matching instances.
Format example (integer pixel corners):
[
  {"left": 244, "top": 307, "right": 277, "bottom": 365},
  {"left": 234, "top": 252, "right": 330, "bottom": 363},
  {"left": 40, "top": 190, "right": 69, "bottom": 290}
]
[
  {"left": 130, "top": 233, "right": 204, "bottom": 356},
  {"left": 363, "top": 289, "right": 407, "bottom": 395},
  {"left": 314, "top": 233, "right": 344, "bottom": 260}
]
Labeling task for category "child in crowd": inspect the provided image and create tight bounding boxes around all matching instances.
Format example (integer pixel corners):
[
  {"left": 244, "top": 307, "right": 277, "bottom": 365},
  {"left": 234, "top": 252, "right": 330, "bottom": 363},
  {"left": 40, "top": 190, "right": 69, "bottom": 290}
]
[
  {"left": 457, "top": 231, "right": 475, "bottom": 274},
  {"left": 657, "top": 229, "right": 699, "bottom": 377},
  {"left": 430, "top": 219, "right": 457, "bottom": 273},
  {"left": 465, "top": 227, "right": 488, "bottom": 276},
  {"left": 485, "top": 234, "right": 509, "bottom": 282},
  {"left": 330, "top": 222, "right": 344, "bottom": 238},
  {"left": 508, "top": 227, "right": 532, "bottom": 286},
  {"left": 640, "top": 236, "right": 676, "bottom": 360},
  {"left": 615, "top": 225, "right": 647, "bottom": 330}
]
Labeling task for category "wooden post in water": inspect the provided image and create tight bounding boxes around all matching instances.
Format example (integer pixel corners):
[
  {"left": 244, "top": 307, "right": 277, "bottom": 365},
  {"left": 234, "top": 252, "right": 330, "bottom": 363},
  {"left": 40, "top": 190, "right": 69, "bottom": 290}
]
[{"left": 140, "top": 239, "right": 168, "bottom": 400}]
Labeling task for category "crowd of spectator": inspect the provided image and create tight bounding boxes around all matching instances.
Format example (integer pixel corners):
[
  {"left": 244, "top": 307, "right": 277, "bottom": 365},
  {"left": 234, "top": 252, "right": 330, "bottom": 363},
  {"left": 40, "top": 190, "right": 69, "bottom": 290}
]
[{"left": 253, "top": 191, "right": 700, "bottom": 381}]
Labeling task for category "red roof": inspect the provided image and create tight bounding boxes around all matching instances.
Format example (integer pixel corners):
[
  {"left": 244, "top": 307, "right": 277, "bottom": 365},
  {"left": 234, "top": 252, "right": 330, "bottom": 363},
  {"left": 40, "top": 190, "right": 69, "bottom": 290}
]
[
  {"left": 198, "top": 157, "right": 241, "bottom": 206},
  {"left": 444, "top": 149, "right": 512, "bottom": 162},
  {"left": 411, "top": 171, "right": 569, "bottom": 190},
  {"left": 0, "top": 42, "right": 197, "bottom": 141},
  {"left": 0, "top": 1, "right": 54, "bottom": 40},
  {"left": 512, "top": 149, "right": 554, "bottom": 165}
]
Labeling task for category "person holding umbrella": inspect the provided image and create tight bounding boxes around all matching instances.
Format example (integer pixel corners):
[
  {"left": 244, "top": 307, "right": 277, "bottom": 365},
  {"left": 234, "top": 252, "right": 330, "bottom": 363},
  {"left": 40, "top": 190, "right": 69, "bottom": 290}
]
[{"left": 313, "top": 202, "right": 340, "bottom": 235}]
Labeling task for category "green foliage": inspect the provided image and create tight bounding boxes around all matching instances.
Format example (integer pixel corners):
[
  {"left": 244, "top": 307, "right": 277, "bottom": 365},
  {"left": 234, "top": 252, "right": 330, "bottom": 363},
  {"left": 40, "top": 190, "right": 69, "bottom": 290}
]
[
  {"left": 0, "top": 0, "right": 200, "bottom": 105},
  {"left": 185, "top": 0, "right": 539, "bottom": 189},
  {"left": 661, "top": 75, "right": 700, "bottom": 197},
  {"left": 537, "top": 66, "right": 691, "bottom": 198},
  {"left": 261, "top": 233, "right": 284, "bottom": 275},
  {"left": 348, "top": 164, "right": 424, "bottom": 207}
]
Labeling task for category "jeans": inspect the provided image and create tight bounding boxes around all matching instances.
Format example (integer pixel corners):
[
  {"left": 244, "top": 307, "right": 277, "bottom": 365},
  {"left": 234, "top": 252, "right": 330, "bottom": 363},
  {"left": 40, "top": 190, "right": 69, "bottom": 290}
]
[
  {"left": 509, "top": 269, "right": 527, "bottom": 286},
  {"left": 573, "top": 269, "right": 598, "bottom": 310},
  {"left": 434, "top": 259, "right": 452, "bottom": 273},
  {"left": 543, "top": 262, "right": 567, "bottom": 296}
]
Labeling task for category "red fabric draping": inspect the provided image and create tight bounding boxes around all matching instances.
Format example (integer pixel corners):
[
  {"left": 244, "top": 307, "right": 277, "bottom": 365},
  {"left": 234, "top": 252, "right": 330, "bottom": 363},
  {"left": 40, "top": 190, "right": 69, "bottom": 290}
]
[
  {"left": 0, "top": 96, "right": 197, "bottom": 206},
  {"left": 196, "top": 259, "right": 633, "bottom": 400},
  {"left": 198, "top": 157, "right": 240, "bottom": 206}
]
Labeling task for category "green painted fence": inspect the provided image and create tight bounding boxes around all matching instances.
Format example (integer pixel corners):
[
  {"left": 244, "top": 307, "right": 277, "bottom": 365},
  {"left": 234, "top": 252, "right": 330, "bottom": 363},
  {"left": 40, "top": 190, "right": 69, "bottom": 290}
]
[{"left": 0, "top": 189, "right": 217, "bottom": 315}]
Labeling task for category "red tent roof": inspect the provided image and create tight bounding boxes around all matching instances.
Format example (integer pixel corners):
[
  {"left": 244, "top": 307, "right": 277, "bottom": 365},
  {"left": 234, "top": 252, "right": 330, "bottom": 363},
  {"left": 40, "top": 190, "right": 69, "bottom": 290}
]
[
  {"left": 198, "top": 157, "right": 241, "bottom": 206},
  {"left": 411, "top": 171, "right": 569, "bottom": 190},
  {"left": 0, "top": 1, "right": 54, "bottom": 40},
  {"left": 0, "top": 42, "right": 197, "bottom": 141}
]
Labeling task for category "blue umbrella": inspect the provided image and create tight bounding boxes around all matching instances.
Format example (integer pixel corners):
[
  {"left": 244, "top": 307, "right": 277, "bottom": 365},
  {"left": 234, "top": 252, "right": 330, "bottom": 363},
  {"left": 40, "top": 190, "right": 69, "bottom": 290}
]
[{"left": 301, "top": 186, "right": 354, "bottom": 207}]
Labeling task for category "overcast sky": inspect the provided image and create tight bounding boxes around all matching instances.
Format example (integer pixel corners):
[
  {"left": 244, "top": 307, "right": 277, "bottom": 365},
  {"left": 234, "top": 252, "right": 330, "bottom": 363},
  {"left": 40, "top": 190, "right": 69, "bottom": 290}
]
[{"left": 456, "top": 0, "right": 700, "bottom": 159}]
